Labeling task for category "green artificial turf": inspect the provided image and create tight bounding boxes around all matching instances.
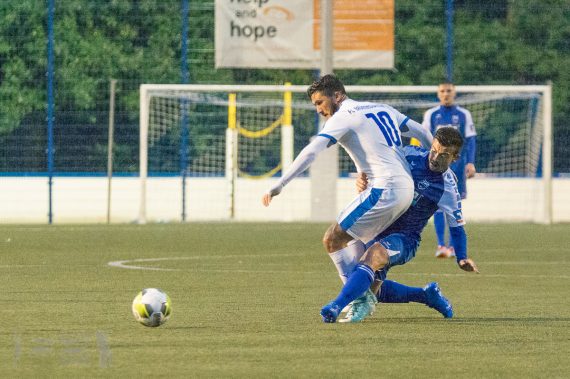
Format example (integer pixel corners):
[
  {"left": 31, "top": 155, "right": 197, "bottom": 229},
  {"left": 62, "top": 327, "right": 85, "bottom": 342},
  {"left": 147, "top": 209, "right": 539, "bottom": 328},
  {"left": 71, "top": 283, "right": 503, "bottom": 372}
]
[{"left": 0, "top": 223, "right": 568, "bottom": 378}]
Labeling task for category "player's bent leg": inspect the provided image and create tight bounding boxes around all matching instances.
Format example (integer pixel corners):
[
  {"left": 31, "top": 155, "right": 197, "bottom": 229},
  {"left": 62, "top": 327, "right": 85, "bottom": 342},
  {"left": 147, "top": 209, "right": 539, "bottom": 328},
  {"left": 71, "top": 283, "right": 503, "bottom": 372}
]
[
  {"left": 376, "top": 280, "right": 452, "bottom": 318},
  {"left": 321, "top": 263, "right": 376, "bottom": 323},
  {"left": 322, "top": 223, "right": 353, "bottom": 253},
  {"left": 321, "top": 263, "right": 375, "bottom": 316},
  {"left": 336, "top": 244, "right": 387, "bottom": 323},
  {"left": 361, "top": 242, "right": 389, "bottom": 271},
  {"left": 324, "top": 224, "right": 365, "bottom": 284}
]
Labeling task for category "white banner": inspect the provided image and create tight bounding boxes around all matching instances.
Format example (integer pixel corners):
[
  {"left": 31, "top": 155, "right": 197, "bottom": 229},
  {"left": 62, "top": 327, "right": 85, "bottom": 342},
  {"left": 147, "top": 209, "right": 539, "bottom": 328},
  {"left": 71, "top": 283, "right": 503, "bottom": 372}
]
[{"left": 215, "top": 0, "right": 394, "bottom": 69}]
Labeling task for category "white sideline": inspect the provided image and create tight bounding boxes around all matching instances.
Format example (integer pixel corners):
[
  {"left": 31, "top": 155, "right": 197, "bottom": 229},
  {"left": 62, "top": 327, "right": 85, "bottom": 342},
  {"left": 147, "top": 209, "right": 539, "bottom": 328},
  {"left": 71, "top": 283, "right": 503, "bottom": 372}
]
[
  {"left": 106, "top": 257, "right": 570, "bottom": 279},
  {"left": 107, "top": 253, "right": 307, "bottom": 271}
]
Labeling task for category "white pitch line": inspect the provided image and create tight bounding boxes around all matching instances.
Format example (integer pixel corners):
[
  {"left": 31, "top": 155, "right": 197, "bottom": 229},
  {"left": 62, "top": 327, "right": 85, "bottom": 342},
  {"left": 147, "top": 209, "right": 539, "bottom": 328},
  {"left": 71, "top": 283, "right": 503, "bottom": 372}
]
[
  {"left": 107, "top": 256, "right": 570, "bottom": 279},
  {"left": 107, "top": 254, "right": 306, "bottom": 271},
  {"left": 108, "top": 257, "right": 184, "bottom": 271}
]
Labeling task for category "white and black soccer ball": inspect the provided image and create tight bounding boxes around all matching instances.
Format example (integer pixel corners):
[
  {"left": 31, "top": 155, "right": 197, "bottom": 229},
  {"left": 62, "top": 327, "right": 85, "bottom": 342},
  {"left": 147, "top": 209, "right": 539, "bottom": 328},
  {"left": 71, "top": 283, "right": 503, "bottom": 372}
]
[{"left": 131, "top": 288, "right": 172, "bottom": 327}]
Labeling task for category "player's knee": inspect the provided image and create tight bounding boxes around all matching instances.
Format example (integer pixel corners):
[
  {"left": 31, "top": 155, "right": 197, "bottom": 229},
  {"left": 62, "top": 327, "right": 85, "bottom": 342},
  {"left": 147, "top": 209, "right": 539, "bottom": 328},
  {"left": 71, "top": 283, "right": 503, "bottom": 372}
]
[
  {"left": 322, "top": 225, "right": 335, "bottom": 252},
  {"left": 322, "top": 224, "right": 349, "bottom": 253},
  {"left": 362, "top": 243, "right": 389, "bottom": 271},
  {"left": 322, "top": 234, "right": 332, "bottom": 252},
  {"left": 322, "top": 233, "right": 341, "bottom": 253}
]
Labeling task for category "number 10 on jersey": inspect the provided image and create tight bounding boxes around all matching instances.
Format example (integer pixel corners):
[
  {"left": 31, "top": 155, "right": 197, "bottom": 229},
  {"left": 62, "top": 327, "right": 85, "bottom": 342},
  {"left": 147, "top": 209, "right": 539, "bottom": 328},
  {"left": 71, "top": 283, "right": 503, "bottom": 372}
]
[{"left": 366, "top": 112, "right": 402, "bottom": 147}]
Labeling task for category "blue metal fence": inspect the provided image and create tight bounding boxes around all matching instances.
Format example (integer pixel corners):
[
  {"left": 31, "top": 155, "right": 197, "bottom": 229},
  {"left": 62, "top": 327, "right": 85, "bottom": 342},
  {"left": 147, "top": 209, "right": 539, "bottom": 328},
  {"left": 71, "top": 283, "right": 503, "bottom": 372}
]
[{"left": 0, "top": 0, "right": 568, "bottom": 223}]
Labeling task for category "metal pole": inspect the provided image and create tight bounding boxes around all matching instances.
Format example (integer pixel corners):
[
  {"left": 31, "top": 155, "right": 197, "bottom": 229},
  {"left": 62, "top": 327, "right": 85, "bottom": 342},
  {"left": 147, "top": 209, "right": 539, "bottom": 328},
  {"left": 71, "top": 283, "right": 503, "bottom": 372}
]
[
  {"left": 138, "top": 87, "right": 149, "bottom": 224},
  {"left": 320, "top": 0, "right": 333, "bottom": 76},
  {"left": 542, "top": 82, "right": 553, "bottom": 224},
  {"left": 180, "top": 0, "right": 190, "bottom": 221},
  {"left": 445, "top": 0, "right": 454, "bottom": 82},
  {"left": 310, "top": 0, "right": 337, "bottom": 222},
  {"left": 106, "top": 79, "right": 117, "bottom": 224},
  {"left": 47, "top": 0, "right": 55, "bottom": 224}
]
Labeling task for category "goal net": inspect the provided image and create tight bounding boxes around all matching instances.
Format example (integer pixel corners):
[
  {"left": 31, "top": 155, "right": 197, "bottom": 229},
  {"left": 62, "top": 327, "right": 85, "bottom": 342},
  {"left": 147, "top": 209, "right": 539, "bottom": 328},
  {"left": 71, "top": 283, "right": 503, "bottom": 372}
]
[{"left": 139, "top": 84, "right": 552, "bottom": 223}]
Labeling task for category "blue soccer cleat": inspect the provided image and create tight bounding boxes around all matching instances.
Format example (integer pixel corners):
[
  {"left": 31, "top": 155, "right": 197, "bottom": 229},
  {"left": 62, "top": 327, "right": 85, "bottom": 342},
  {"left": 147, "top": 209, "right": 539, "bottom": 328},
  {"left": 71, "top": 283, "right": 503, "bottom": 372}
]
[
  {"left": 424, "top": 282, "right": 453, "bottom": 318},
  {"left": 320, "top": 302, "right": 342, "bottom": 323}
]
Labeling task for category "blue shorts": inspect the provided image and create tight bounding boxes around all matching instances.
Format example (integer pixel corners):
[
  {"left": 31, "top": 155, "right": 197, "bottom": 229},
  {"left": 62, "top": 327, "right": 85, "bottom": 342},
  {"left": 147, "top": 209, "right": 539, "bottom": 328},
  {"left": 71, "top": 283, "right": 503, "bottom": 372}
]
[{"left": 365, "top": 233, "right": 420, "bottom": 281}]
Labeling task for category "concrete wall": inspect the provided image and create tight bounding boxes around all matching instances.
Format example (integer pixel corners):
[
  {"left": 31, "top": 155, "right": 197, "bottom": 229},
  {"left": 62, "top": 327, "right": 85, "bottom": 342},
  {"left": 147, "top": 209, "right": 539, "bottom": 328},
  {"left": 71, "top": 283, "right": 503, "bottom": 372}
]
[{"left": 1, "top": 176, "right": 568, "bottom": 223}]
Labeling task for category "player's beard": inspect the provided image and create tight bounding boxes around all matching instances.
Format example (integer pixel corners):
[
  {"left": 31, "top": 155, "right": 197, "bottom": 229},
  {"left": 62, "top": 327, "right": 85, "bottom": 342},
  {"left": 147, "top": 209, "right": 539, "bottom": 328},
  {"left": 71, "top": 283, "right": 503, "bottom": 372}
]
[
  {"left": 429, "top": 159, "right": 446, "bottom": 173},
  {"left": 330, "top": 101, "right": 340, "bottom": 116}
]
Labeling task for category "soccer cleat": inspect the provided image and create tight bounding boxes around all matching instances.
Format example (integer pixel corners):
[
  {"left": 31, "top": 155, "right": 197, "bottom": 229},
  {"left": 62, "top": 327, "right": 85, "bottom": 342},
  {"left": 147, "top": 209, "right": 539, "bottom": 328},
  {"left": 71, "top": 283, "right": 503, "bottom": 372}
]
[
  {"left": 447, "top": 246, "right": 456, "bottom": 258},
  {"left": 341, "top": 303, "right": 352, "bottom": 314},
  {"left": 338, "top": 303, "right": 355, "bottom": 323},
  {"left": 424, "top": 282, "right": 453, "bottom": 318},
  {"left": 320, "top": 302, "right": 341, "bottom": 323},
  {"left": 339, "top": 289, "right": 377, "bottom": 323},
  {"left": 435, "top": 245, "right": 450, "bottom": 258}
]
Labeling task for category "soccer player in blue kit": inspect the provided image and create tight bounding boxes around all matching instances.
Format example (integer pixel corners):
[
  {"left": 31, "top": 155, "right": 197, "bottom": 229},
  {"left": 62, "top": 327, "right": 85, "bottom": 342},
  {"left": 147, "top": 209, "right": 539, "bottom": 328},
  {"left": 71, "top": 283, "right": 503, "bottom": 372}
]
[
  {"left": 262, "top": 75, "right": 433, "bottom": 311},
  {"left": 423, "top": 82, "right": 477, "bottom": 258},
  {"left": 320, "top": 127, "right": 479, "bottom": 323}
]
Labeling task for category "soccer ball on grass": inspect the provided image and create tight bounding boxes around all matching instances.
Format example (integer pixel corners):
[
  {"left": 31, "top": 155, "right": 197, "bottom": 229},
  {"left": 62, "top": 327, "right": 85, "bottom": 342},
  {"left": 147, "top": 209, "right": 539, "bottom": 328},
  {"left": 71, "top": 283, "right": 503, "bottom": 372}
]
[{"left": 131, "top": 288, "right": 172, "bottom": 327}]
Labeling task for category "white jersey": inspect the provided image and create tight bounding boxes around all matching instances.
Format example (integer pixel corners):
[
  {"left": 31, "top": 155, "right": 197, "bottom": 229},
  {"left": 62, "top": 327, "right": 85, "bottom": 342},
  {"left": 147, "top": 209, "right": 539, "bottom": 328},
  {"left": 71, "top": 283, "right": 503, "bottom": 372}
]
[{"left": 319, "top": 98, "right": 412, "bottom": 188}]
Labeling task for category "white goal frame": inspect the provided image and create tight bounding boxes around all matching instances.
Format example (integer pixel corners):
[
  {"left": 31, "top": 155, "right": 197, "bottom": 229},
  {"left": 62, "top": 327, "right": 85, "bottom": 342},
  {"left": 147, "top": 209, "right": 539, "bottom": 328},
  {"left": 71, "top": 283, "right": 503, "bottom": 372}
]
[{"left": 139, "top": 83, "right": 552, "bottom": 224}]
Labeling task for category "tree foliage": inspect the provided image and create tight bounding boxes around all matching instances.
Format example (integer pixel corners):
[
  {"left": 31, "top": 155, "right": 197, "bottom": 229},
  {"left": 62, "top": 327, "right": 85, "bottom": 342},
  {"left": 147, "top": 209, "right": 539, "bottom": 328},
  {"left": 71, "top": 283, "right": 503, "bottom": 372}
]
[{"left": 0, "top": 0, "right": 568, "bottom": 172}]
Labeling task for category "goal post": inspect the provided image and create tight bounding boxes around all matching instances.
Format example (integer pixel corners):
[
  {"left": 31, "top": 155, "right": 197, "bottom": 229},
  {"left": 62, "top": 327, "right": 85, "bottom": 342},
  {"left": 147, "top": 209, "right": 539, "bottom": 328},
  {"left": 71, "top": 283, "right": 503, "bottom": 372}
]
[
  {"left": 138, "top": 84, "right": 302, "bottom": 223},
  {"left": 139, "top": 83, "right": 552, "bottom": 224}
]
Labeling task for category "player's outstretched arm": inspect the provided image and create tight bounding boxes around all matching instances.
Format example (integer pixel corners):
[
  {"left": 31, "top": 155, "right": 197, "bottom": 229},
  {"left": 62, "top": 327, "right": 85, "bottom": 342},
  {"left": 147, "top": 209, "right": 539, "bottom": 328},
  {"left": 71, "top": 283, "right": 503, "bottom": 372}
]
[
  {"left": 262, "top": 136, "right": 330, "bottom": 207},
  {"left": 448, "top": 225, "right": 478, "bottom": 273},
  {"left": 262, "top": 186, "right": 282, "bottom": 207},
  {"left": 262, "top": 193, "right": 273, "bottom": 207}
]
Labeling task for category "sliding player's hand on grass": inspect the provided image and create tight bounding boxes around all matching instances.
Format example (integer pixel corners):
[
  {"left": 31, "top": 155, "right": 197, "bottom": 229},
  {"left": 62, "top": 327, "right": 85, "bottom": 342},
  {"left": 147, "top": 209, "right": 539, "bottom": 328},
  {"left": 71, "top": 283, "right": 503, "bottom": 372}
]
[
  {"left": 356, "top": 172, "right": 368, "bottom": 193},
  {"left": 458, "top": 258, "right": 479, "bottom": 273}
]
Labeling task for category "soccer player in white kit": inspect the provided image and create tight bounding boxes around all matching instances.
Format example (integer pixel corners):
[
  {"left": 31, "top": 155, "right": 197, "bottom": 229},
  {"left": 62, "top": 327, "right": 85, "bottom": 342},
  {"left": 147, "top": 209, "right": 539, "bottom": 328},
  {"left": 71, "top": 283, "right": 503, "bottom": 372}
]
[{"left": 262, "top": 75, "right": 433, "bottom": 313}]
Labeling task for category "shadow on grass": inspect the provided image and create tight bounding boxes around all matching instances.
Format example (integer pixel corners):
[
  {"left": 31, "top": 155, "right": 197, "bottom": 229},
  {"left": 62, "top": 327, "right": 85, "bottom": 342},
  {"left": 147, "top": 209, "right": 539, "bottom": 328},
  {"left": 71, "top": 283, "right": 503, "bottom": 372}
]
[
  {"left": 449, "top": 317, "right": 570, "bottom": 323},
  {"left": 366, "top": 316, "right": 570, "bottom": 324}
]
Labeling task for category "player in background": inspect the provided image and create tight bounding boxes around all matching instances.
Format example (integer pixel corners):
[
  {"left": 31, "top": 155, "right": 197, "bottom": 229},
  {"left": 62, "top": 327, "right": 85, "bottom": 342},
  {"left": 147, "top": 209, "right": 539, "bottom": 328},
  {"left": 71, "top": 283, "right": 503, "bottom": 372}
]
[
  {"left": 262, "top": 74, "right": 433, "bottom": 313},
  {"left": 321, "top": 127, "right": 479, "bottom": 323},
  {"left": 422, "top": 82, "right": 477, "bottom": 258}
]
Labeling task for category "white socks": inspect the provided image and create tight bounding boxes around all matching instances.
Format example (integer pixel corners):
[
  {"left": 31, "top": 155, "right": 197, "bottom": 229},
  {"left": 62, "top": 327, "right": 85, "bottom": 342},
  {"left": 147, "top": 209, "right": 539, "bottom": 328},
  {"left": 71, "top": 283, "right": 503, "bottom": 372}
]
[{"left": 328, "top": 239, "right": 366, "bottom": 284}]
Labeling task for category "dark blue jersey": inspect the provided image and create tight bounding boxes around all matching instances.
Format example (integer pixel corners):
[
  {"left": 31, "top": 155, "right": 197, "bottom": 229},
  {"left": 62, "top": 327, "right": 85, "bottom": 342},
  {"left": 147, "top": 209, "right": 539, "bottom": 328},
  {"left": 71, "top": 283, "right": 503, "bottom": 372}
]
[
  {"left": 376, "top": 146, "right": 465, "bottom": 243},
  {"left": 422, "top": 105, "right": 477, "bottom": 198}
]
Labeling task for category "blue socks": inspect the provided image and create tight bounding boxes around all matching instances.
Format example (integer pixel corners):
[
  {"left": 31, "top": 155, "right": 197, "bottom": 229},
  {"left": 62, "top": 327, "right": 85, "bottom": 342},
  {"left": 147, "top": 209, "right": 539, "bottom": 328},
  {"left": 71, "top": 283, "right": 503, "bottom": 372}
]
[
  {"left": 332, "top": 264, "right": 375, "bottom": 310},
  {"left": 331, "top": 268, "right": 430, "bottom": 309},
  {"left": 434, "top": 211, "right": 446, "bottom": 246},
  {"left": 377, "top": 280, "right": 427, "bottom": 304}
]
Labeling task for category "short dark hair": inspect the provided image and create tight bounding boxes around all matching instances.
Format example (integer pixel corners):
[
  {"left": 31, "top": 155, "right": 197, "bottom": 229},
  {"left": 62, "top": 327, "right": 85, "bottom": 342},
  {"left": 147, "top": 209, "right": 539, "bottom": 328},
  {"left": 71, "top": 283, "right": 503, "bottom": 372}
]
[
  {"left": 307, "top": 74, "right": 346, "bottom": 99},
  {"left": 434, "top": 127, "right": 463, "bottom": 151}
]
